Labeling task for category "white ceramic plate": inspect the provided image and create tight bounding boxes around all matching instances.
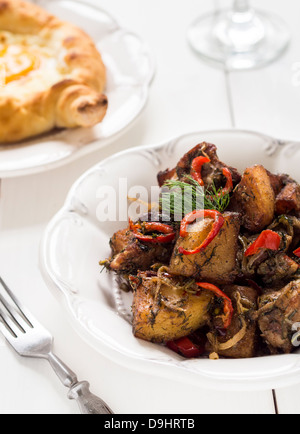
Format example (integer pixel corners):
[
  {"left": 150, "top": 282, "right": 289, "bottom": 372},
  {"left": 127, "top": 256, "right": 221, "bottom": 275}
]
[
  {"left": 40, "top": 129, "right": 300, "bottom": 391},
  {"left": 0, "top": 0, "right": 154, "bottom": 178}
]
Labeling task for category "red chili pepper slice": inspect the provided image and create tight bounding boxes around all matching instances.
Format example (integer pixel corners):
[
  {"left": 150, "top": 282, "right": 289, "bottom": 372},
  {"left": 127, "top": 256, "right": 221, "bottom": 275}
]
[
  {"left": 196, "top": 282, "right": 234, "bottom": 329},
  {"left": 166, "top": 336, "right": 204, "bottom": 358},
  {"left": 191, "top": 156, "right": 233, "bottom": 197},
  {"left": 244, "top": 230, "right": 281, "bottom": 257},
  {"left": 208, "top": 168, "right": 234, "bottom": 199},
  {"left": 294, "top": 247, "right": 300, "bottom": 258},
  {"left": 178, "top": 209, "right": 225, "bottom": 255},
  {"left": 191, "top": 156, "right": 211, "bottom": 186},
  {"left": 220, "top": 167, "right": 233, "bottom": 195},
  {"left": 129, "top": 219, "right": 175, "bottom": 244}
]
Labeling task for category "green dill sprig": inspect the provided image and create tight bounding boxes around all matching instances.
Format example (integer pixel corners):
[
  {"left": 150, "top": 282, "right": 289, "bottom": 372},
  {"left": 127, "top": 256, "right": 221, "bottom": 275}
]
[
  {"left": 205, "top": 182, "right": 231, "bottom": 213},
  {"left": 160, "top": 176, "right": 203, "bottom": 222},
  {"left": 159, "top": 175, "right": 230, "bottom": 223}
]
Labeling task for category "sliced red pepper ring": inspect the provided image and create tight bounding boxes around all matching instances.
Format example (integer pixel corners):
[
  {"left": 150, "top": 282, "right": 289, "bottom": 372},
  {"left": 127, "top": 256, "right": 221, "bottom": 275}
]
[
  {"left": 244, "top": 230, "right": 281, "bottom": 257},
  {"left": 191, "top": 156, "right": 211, "bottom": 186},
  {"left": 166, "top": 336, "right": 205, "bottom": 358},
  {"left": 178, "top": 209, "right": 225, "bottom": 256},
  {"left": 294, "top": 247, "right": 300, "bottom": 258},
  {"left": 220, "top": 167, "right": 233, "bottom": 195},
  {"left": 207, "top": 167, "right": 234, "bottom": 199},
  {"left": 191, "top": 155, "right": 233, "bottom": 197},
  {"left": 196, "top": 282, "right": 234, "bottom": 329},
  {"left": 129, "top": 218, "right": 175, "bottom": 244}
]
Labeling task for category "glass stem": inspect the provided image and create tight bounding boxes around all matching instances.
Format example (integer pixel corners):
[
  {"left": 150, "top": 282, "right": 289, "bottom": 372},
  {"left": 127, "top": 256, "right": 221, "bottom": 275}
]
[{"left": 233, "top": 0, "right": 251, "bottom": 13}]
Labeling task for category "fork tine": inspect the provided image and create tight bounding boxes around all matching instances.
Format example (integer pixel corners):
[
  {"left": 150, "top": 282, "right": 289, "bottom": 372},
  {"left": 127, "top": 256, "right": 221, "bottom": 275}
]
[
  {"left": 0, "top": 307, "right": 21, "bottom": 338},
  {"left": 0, "top": 292, "right": 27, "bottom": 332},
  {"left": 0, "top": 311, "right": 16, "bottom": 333},
  {"left": 0, "top": 308, "right": 29, "bottom": 354},
  {"left": 0, "top": 277, "right": 34, "bottom": 328}
]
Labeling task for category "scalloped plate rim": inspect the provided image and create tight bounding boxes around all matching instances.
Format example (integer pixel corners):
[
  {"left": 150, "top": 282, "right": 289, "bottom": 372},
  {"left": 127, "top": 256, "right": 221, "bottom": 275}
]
[{"left": 40, "top": 128, "right": 300, "bottom": 391}]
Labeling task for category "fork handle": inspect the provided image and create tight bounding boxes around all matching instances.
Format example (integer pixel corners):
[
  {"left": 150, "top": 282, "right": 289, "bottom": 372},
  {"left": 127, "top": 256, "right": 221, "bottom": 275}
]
[
  {"left": 47, "top": 352, "right": 113, "bottom": 414},
  {"left": 47, "top": 352, "right": 78, "bottom": 387},
  {"left": 68, "top": 381, "right": 114, "bottom": 414}
]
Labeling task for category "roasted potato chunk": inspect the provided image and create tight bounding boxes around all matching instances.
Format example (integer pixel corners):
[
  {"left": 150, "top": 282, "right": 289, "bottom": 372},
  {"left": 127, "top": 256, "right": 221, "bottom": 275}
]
[
  {"left": 231, "top": 165, "right": 275, "bottom": 232},
  {"left": 168, "top": 212, "right": 240, "bottom": 284},
  {"left": 131, "top": 271, "right": 213, "bottom": 343}
]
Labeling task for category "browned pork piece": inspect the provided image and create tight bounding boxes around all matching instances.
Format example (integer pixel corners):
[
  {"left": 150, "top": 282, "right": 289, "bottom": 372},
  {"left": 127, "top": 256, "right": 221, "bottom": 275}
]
[
  {"left": 206, "top": 285, "right": 259, "bottom": 358},
  {"left": 230, "top": 165, "right": 275, "bottom": 232},
  {"left": 267, "top": 170, "right": 287, "bottom": 196},
  {"left": 103, "top": 226, "right": 173, "bottom": 274},
  {"left": 130, "top": 270, "right": 213, "bottom": 343},
  {"left": 237, "top": 215, "right": 300, "bottom": 286},
  {"left": 268, "top": 214, "right": 300, "bottom": 252},
  {"left": 157, "top": 142, "right": 241, "bottom": 189},
  {"left": 257, "top": 280, "right": 300, "bottom": 354},
  {"left": 169, "top": 212, "right": 240, "bottom": 285},
  {"left": 267, "top": 171, "right": 300, "bottom": 217},
  {"left": 275, "top": 182, "right": 300, "bottom": 216},
  {"left": 256, "top": 253, "right": 299, "bottom": 287}
]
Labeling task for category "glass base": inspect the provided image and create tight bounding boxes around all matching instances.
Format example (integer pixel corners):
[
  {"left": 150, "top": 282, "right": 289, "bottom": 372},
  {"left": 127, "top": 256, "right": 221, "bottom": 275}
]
[{"left": 187, "top": 9, "right": 290, "bottom": 70}]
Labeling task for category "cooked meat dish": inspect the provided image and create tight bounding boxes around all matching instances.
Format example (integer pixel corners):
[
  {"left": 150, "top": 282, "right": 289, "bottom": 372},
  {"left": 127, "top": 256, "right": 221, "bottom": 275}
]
[{"left": 100, "top": 142, "right": 300, "bottom": 359}]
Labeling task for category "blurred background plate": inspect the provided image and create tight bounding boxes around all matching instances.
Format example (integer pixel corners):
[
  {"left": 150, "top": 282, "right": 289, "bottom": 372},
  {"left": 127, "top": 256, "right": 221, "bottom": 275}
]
[
  {"left": 40, "top": 129, "right": 300, "bottom": 392},
  {"left": 0, "top": 0, "right": 154, "bottom": 178}
]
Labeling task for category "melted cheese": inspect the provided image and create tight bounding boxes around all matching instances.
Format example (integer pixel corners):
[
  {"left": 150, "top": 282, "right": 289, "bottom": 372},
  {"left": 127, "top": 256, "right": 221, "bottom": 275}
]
[
  {"left": 1, "top": 45, "right": 38, "bottom": 83},
  {"left": 0, "top": 31, "right": 70, "bottom": 98}
]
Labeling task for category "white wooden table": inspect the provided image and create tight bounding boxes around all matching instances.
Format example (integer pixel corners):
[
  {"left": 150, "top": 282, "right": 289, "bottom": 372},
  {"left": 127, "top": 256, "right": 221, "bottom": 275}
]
[{"left": 0, "top": 0, "right": 300, "bottom": 414}]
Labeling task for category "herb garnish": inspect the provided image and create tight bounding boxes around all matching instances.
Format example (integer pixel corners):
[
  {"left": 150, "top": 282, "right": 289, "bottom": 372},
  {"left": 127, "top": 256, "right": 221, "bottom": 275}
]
[{"left": 159, "top": 175, "right": 231, "bottom": 223}]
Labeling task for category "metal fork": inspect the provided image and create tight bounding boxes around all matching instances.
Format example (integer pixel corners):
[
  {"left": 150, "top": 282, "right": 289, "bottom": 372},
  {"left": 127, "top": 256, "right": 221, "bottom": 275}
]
[{"left": 0, "top": 277, "right": 114, "bottom": 414}]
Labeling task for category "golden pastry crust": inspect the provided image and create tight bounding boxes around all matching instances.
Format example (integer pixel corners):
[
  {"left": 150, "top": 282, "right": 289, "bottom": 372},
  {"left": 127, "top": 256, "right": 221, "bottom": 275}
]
[{"left": 0, "top": 0, "right": 108, "bottom": 143}]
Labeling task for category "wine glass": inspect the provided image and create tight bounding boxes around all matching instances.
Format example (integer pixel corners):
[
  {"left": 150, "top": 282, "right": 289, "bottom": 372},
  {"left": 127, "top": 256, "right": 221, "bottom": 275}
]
[{"left": 187, "top": 0, "right": 290, "bottom": 70}]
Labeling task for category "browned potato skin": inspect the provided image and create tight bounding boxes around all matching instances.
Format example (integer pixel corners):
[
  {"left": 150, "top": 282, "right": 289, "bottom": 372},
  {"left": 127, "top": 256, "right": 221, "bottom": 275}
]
[
  {"left": 132, "top": 272, "right": 213, "bottom": 343},
  {"left": 168, "top": 212, "right": 240, "bottom": 285},
  {"left": 231, "top": 165, "right": 275, "bottom": 232}
]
